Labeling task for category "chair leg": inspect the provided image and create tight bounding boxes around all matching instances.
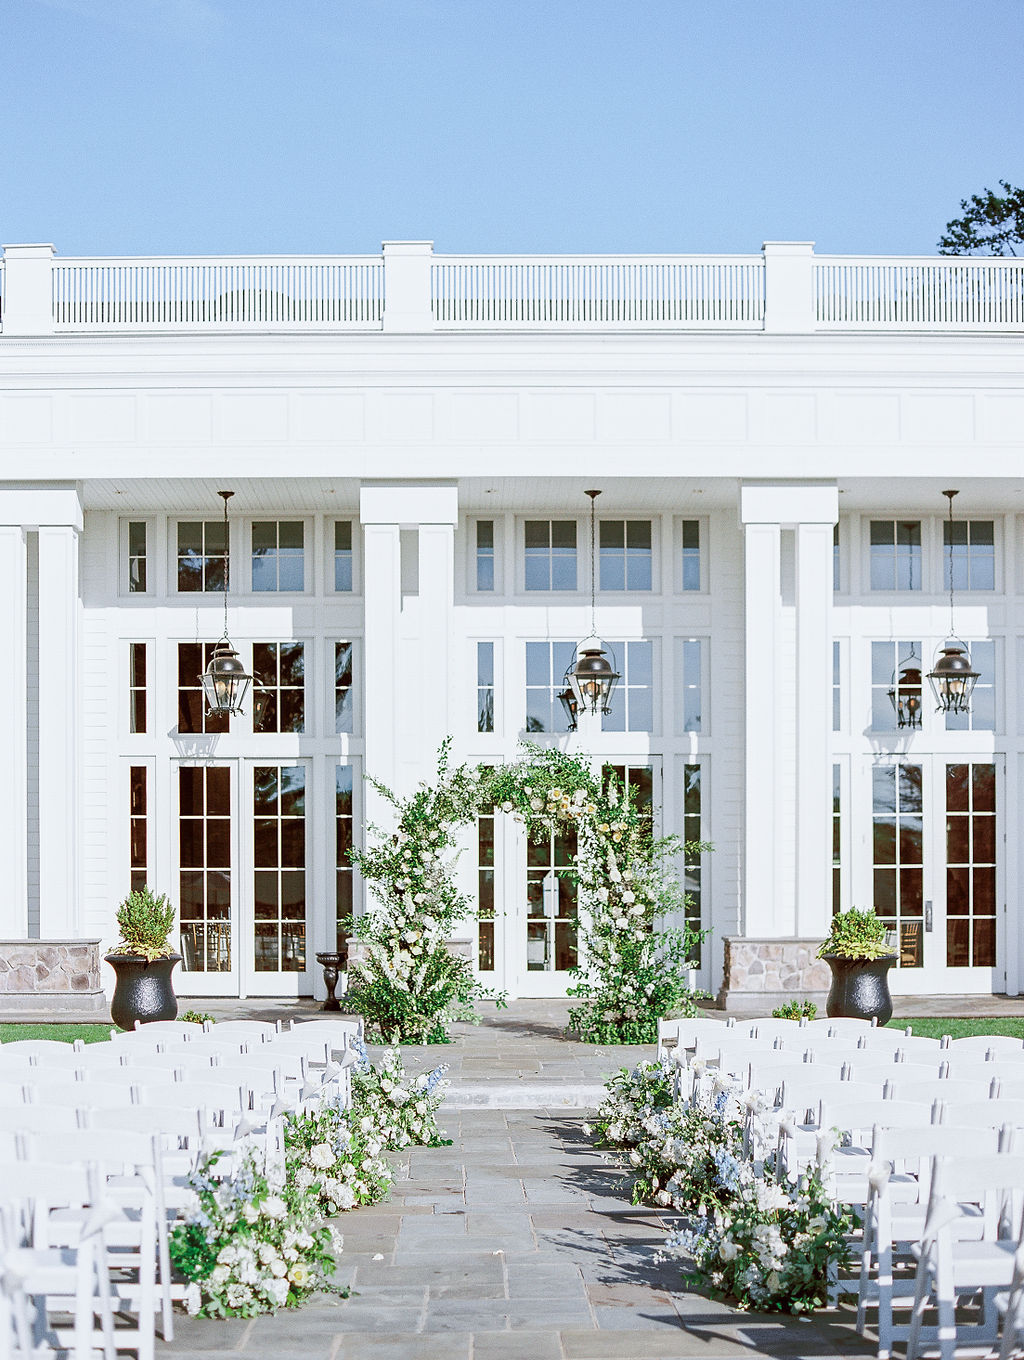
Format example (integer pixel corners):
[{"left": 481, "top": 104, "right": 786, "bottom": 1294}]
[
  {"left": 856, "top": 1198, "right": 874, "bottom": 1335},
  {"left": 905, "top": 1249, "right": 932, "bottom": 1360}
]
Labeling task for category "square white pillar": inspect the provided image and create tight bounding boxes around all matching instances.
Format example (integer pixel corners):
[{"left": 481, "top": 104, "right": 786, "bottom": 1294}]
[
  {"left": 417, "top": 522, "right": 455, "bottom": 763},
  {"left": 795, "top": 521, "right": 835, "bottom": 936},
  {"left": 742, "top": 520, "right": 781, "bottom": 936},
  {"left": 37, "top": 523, "right": 81, "bottom": 937},
  {"left": 0, "top": 526, "right": 28, "bottom": 933},
  {"left": 361, "top": 522, "right": 401, "bottom": 835}
]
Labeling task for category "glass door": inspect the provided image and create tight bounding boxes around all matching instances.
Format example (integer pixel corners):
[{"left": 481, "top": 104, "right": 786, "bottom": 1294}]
[
  {"left": 520, "top": 819, "right": 579, "bottom": 997},
  {"left": 245, "top": 761, "right": 313, "bottom": 996},
  {"left": 176, "top": 762, "right": 237, "bottom": 997},
  {"left": 869, "top": 756, "right": 1003, "bottom": 994}
]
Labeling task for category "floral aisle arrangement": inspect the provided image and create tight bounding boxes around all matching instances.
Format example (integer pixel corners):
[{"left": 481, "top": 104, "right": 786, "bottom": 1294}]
[
  {"left": 588, "top": 1062, "right": 855, "bottom": 1314},
  {"left": 485, "top": 746, "right": 710, "bottom": 1045},
  {"left": 661, "top": 1165, "right": 854, "bottom": 1314},
  {"left": 282, "top": 1093, "right": 393, "bottom": 1216},
  {"left": 350, "top": 1043, "right": 451, "bottom": 1149},
  {"left": 346, "top": 741, "right": 506, "bottom": 1042},
  {"left": 170, "top": 1149, "right": 342, "bottom": 1319}
]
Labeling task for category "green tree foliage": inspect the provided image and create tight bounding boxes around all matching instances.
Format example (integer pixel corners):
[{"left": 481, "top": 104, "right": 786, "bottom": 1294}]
[{"left": 938, "top": 181, "right": 1024, "bottom": 256}]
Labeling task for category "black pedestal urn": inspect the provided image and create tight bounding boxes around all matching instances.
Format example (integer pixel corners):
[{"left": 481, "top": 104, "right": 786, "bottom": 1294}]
[
  {"left": 105, "top": 953, "right": 181, "bottom": 1031},
  {"left": 823, "top": 954, "right": 897, "bottom": 1026},
  {"left": 316, "top": 951, "right": 346, "bottom": 1012}
]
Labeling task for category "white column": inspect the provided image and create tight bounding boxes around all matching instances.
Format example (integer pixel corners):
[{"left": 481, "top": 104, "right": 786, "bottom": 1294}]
[
  {"left": 37, "top": 522, "right": 81, "bottom": 937},
  {"left": 795, "top": 521, "right": 835, "bottom": 936},
  {"left": 418, "top": 522, "right": 455, "bottom": 764},
  {"left": 742, "top": 520, "right": 782, "bottom": 936},
  {"left": 381, "top": 241, "right": 434, "bottom": 333},
  {"left": 0, "top": 526, "right": 28, "bottom": 934},
  {"left": 360, "top": 521, "right": 401, "bottom": 837},
  {"left": 762, "top": 241, "right": 815, "bottom": 334},
  {"left": 1, "top": 244, "right": 56, "bottom": 335}
]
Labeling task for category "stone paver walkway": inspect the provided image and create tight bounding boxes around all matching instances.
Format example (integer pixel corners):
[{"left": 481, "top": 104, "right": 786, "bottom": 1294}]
[{"left": 159, "top": 1002, "right": 877, "bottom": 1360}]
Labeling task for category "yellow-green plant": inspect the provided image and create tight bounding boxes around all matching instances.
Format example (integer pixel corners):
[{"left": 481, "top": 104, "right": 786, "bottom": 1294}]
[
  {"left": 817, "top": 907, "right": 892, "bottom": 960},
  {"left": 110, "top": 886, "right": 176, "bottom": 961}
]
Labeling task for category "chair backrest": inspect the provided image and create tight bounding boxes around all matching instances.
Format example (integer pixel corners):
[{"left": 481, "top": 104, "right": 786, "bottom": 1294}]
[
  {"left": 265, "top": 1035, "right": 333, "bottom": 1064},
  {"left": 822, "top": 1097, "right": 934, "bottom": 1139},
  {"left": 29, "top": 1078, "right": 139, "bottom": 1109},
  {"left": 206, "top": 1021, "right": 280, "bottom": 1040},
  {"left": 925, "top": 1153, "right": 1024, "bottom": 1240},
  {"left": 947, "top": 1035, "right": 1024, "bottom": 1058},
  {"left": 942, "top": 1060, "right": 1024, "bottom": 1085},
  {"left": 889, "top": 1076, "right": 1001, "bottom": 1105},
  {"left": 988, "top": 1079, "right": 1024, "bottom": 1101},
  {"left": 113, "top": 1048, "right": 215, "bottom": 1072},
  {"left": 82, "top": 1102, "right": 205, "bottom": 1147},
  {"left": 0, "top": 1104, "right": 80, "bottom": 1133},
  {"left": 781, "top": 1077, "right": 889, "bottom": 1120},
  {"left": 935, "top": 1098, "right": 1024, "bottom": 1130},
  {"left": 25, "top": 1127, "right": 160, "bottom": 1176},
  {"left": 804, "top": 1017, "right": 875, "bottom": 1036},
  {"left": 111, "top": 1021, "right": 201, "bottom": 1043},
  {"left": 289, "top": 1017, "right": 364, "bottom": 1041},
  {"left": 0, "top": 1038, "right": 85, "bottom": 1058}
]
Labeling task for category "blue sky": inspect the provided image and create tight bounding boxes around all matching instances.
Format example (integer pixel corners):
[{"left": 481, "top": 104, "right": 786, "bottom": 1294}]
[{"left": 3, "top": 0, "right": 1022, "bottom": 256}]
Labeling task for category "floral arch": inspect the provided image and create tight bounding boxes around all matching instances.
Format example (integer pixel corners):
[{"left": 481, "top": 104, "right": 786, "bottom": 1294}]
[{"left": 345, "top": 741, "right": 709, "bottom": 1045}]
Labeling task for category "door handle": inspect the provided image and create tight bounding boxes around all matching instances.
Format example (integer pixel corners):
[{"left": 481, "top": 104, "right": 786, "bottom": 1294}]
[{"left": 924, "top": 901, "right": 933, "bottom": 932}]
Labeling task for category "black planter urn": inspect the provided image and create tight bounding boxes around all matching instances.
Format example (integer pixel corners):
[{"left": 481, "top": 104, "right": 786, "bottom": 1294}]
[
  {"left": 823, "top": 953, "right": 897, "bottom": 1026},
  {"left": 316, "top": 951, "right": 346, "bottom": 1012},
  {"left": 105, "top": 953, "right": 181, "bottom": 1030}
]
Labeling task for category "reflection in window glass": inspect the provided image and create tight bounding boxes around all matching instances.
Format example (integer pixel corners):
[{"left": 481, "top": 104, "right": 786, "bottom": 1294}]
[
  {"left": 945, "top": 762, "right": 996, "bottom": 968},
  {"left": 477, "top": 642, "right": 495, "bottom": 733},
  {"left": 334, "top": 522, "right": 354, "bottom": 592},
  {"left": 870, "top": 520, "right": 921, "bottom": 591},
  {"left": 129, "top": 766, "right": 147, "bottom": 893},
  {"left": 602, "top": 641, "right": 653, "bottom": 733},
  {"left": 335, "top": 642, "right": 355, "bottom": 734},
  {"left": 832, "top": 764, "right": 841, "bottom": 915},
  {"left": 128, "top": 521, "right": 147, "bottom": 593},
  {"left": 336, "top": 765, "right": 353, "bottom": 954},
  {"left": 177, "top": 520, "right": 227, "bottom": 593},
  {"left": 683, "top": 765, "right": 703, "bottom": 965},
  {"left": 676, "top": 638, "right": 702, "bottom": 733},
  {"left": 477, "top": 779, "right": 495, "bottom": 972},
  {"left": 179, "top": 765, "right": 232, "bottom": 973},
  {"left": 526, "top": 824, "right": 577, "bottom": 972},
  {"left": 476, "top": 521, "right": 495, "bottom": 592},
  {"left": 600, "top": 520, "right": 652, "bottom": 590},
  {"left": 944, "top": 520, "right": 994, "bottom": 591},
  {"left": 945, "top": 640, "right": 995, "bottom": 732},
  {"left": 872, "top": 763, "right": 923, "bottom": 968},
  {"left": 253, "top": 643, "right": 305, "bottom": 733},
  {"left": 177, "top": 642, "right": 229, "bottom": 734},
  {"left": 130, "top": 643, "right": 147, "bottom": 734},
  {"left": 524, "top": 521, "right": 576, "bottom": 591},
  {"left": 871, "top": 641, "right": 922, "bottom": 732},
  {"left": 252, "top": 521, "right": 304, "bottom": 592},
  {"left": 525, "top": 641, "right": 576, "bottom": 732},
  {"left": 253, "top": 764, "right": 306, "bottom": 973}
]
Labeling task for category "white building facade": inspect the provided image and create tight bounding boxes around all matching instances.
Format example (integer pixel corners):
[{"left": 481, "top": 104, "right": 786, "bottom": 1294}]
[{"left": 1, "top": 239, "right": 1022, "bottom": 1013}]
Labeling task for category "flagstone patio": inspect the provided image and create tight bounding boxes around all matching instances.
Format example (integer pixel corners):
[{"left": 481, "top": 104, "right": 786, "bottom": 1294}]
[{"left": 158, "top": 1002, "right": 877, "bottom": 1360}]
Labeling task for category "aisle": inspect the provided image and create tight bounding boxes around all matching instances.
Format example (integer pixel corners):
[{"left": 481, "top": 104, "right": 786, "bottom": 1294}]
[{"left": 161, "top": 1115, "right": 870, "bottom": 1359}]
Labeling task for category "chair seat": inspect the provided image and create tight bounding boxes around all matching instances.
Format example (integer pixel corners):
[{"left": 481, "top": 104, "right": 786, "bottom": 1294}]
[{"left": 911, "top": 1236, "right": 1016, "bottom": 1287}]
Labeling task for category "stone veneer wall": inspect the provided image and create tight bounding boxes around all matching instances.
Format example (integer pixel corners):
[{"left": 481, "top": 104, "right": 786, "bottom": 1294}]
[
  {"left": 0, "top": 940, "right": 108, "bottom": 1016},
  {"left": 717, "top": 936, "right": 831, "bottom": 1014}
]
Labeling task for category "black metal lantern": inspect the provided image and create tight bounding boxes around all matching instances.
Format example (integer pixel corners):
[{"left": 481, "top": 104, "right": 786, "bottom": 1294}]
[
  {"left": 887, "top": 654, "right": 923, "bottom": 730},
  {"left": 927, "top": 642, "right": 979, "bottom": 715},
  {"left": 569, "top": 644, "right": 620, "bottom": 718},
  {"left": 927, "top": 491, "right": 980, "bottom": 715},
  {"left": 199, "top": 491, "right": 256, "bottom": 716}
]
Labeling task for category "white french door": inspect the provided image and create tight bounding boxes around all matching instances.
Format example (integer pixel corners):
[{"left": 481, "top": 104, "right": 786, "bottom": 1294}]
[
  {"left": 175, "top": 758, "right": 314, "bottom": 998},
  {"left": 868, "top": 755, "right": 1003, "bottom": 995}
]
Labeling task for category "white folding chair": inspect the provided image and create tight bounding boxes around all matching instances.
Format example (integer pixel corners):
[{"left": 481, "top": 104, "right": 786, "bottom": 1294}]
[
  {"left": 27, "top": 1081, "right": 139, "bottom": 1110},
  {"left": 857, "top": 1123, "right": 1003, "bottom": 1359},
  {"left": 888, "top": 1076, "right": 1001, "bottom": 1106},
  {"left": 947, "top": 1035, "right": 1024, "bottom": 1059},
  {"left": 0, "top": 1162, "right": 115, "bottom": 1360},
  {"left": 121, "top": 1021, "right": 203, "bottom": 1043},
  {"left": 941, "top": 1059, "right": 1024, "bottom": 1086},
  {"left": 998, "top": 1238, "right": 1024, "bottom": 1360},
  {"left": 26, "top": 1130, "right": 170, "bottom": 1360},
  {"left": 906, "top": 1153, "right": 1024, "bottom": 1360},
  {"left": 939, "top": 1098, "right": 1024, "bottom": 1133},
  {"left": 203, "top": 1020, "right": 281, "bottom": 1042}
]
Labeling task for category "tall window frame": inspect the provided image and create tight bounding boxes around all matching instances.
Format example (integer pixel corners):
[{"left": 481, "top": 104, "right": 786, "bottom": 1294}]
[
  {"left": 522, "top": 520, "right": 577, "bottom": 593},
  {"left": 250, "top": 520, "right": 306, "bottom": 594},
  {"left": 943, "top": 519, "right": 995, "bottom": 592},
  {"left": 869, "top": 520, "right": 922, "bottom": 592},
  {"left": 677, "top": 518, "right": 704, "bottom": 593},
  {"left": 175, "top": 518, "right": 229, "bottom": 594},
  {"left": 332, "top": 521, "right": 356, "bottom": 594},
  {"left": 601, "top": 640, "right": 654, "bottom": 733},
  {"left": 599, "top": 519, "right": 653, "bottom": 592}
]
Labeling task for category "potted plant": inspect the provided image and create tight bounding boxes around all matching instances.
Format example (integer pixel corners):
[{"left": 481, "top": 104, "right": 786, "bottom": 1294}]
[
  {"left": 816, "top": 908, "right": 897, "bottom": 1026},
  {"left": 105, "top": 886, "right": 181, "bottom": 1030}
]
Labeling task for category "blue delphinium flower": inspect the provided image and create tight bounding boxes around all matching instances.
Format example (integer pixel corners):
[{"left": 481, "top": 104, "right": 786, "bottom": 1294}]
[{"left": 712, "top": 1146, "right": 743, "bottom": 1192}]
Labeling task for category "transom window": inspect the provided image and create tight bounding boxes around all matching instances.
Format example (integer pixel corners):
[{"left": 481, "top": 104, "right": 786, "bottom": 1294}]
[
  {"left": 524, "top": 521, "right": 576, "bottom": 591},
  {"left": 334, "top": 522, "right": 354, "bottom": 592},
  {"left": 599, "top": 520, "right": 652, "bottom": 591},
  {"left": 177, "top": 520, "right": 228, "bottom": 593},
  {"left": 681, "top": 520, "right": 701, "bottom": 591},
  {"left": 128, "top": 521, "right": 148, "bottom": 593},
  {"left": 944, "top": 520, "right": 995, "bottom": 591},
  {"left": 476, "top": 521, "right": 495, "bottom": 592},
  {"left": 870, "top": 520, "right": 921, "bottom": 591},
  {"left": 253, "top": 643, "right": 305, "bottom": 733},
  {"left": 601, "top": 641, "right": 653, "bottom": 733},
  {"left": 525, "top": 641, "right": 576, "bottom": 732},
  {"left": 252, "top": 521, "right": 304, "bottom": 592}
]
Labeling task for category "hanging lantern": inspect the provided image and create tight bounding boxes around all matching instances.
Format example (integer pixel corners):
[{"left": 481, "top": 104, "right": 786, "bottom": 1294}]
[
  {"left": 557, "top": 673, "right": 579, "bottom": 731},
  {"left": 927, "top": 642, "right": 979, "bottom": 715},
  {"left": 199, "top": 490, "right": 256, "bottom": 716},
  {"left": 569, "top": 643, "right": 620, "bottom": 718},
  {"left": 927, "top": 490, "right": 980, "bottom": 715},
  {"left": 887, "top": 655, "right": 923, "bottom": 730}
]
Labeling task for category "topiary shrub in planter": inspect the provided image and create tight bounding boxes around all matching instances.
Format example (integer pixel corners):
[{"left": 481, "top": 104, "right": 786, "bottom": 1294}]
[
  {"left": 817, "top": 908, "right": 897, "bottom": 1026},
  {"left": 105, "top": 886, "right": 181, "bottom": 1030}
]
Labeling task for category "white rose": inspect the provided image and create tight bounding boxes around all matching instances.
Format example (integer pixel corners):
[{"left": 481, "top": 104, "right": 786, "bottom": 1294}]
[
  {"left": 267, "top": 1277, "right": 289, "bottom": 1307},
  {"left": 241, "top": 1202, "right": 259, "bottom": 1223},
  {"left": 211, "top": 1264, "right": 231, "bottom": 1286},
  {"left": 261, "top": 1195, "right": 288, "bottom": 1221},
  {"left": 621, "top": 890, "right": 635, "bottom": 903},
  {"left": 310, "top": 1142, "right": 336, "bottom": 1169},
  {"left": 184, "top": 1283, "right": 202, "bottom": 1315}
]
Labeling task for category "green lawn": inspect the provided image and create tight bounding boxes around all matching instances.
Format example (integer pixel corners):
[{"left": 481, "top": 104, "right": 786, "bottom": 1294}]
[
  {"left": 0, "top": 1023, "right": 112, "bottom": 1044},
  {"left": 886, "top": 1017, "right": 1024, "bottom": 1041}
]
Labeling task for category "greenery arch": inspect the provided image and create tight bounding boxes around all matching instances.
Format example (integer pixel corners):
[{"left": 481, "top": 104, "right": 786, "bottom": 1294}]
[{"left": 344, "top": 741, "right": 709, "bottom": 1045}]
